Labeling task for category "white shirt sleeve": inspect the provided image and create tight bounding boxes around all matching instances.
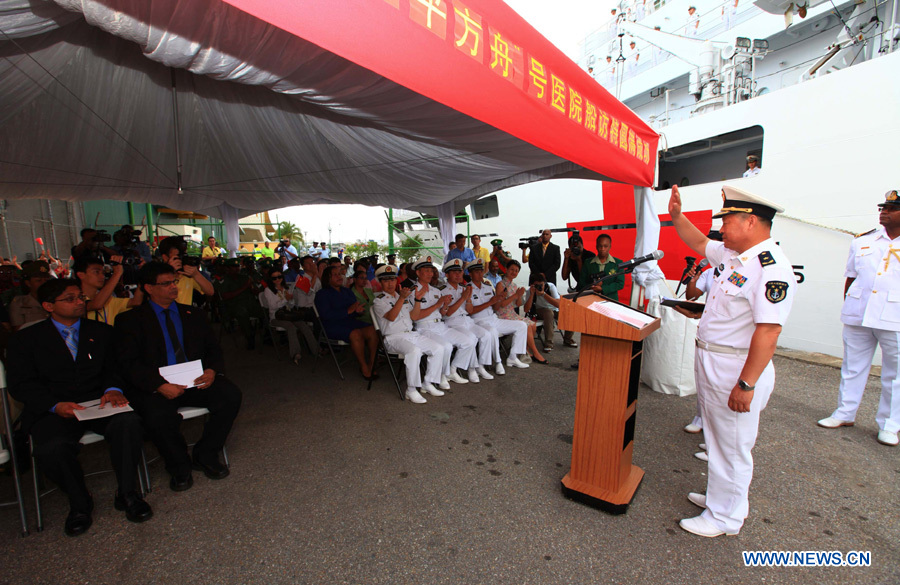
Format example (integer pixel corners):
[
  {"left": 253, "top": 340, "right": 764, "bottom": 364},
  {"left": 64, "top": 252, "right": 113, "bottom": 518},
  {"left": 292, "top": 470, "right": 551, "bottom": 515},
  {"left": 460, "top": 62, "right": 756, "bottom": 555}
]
[
  {"left": 705, "top": 240, "right": 728, "bottom": 268},
  {"left": 747, "top": 266, "right": 796, "bottom": 326},
  {"left": 844, "top": 239, "right": 859, "bottom": 279}
]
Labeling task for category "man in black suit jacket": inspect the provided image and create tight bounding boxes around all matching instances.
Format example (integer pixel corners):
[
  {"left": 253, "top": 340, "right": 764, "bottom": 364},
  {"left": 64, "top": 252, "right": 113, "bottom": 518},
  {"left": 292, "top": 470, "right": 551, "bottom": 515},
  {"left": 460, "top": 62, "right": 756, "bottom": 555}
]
[
  {"left": 115, "top": 262, "right": 242, "bottom": 492},
  {"left": 527, "top": 229, "right": 561, "bottom": 286},
  {"left": 8, "top": 279, "right": 152, "bottom": 537}
]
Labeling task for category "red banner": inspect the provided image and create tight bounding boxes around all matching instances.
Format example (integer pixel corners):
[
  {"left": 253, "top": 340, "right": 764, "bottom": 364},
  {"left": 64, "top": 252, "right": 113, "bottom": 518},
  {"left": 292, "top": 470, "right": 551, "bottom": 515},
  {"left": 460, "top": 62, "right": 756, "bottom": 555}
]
[{"left": 220, "top": 0, "right": 658, "bottom": 187}]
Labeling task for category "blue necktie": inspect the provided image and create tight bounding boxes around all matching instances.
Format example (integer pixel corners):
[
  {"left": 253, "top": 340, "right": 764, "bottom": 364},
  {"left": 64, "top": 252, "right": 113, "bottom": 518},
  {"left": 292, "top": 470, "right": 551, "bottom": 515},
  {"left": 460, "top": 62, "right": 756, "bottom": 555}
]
[{"left": 63, "top": 326, "right": 78, "bottom": 360}]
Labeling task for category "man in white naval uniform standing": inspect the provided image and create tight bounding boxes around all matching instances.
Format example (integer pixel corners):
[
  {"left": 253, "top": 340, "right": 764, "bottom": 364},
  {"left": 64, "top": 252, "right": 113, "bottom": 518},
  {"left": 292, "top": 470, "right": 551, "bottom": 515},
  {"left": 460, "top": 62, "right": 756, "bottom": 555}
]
[
  {"left": 411, "top": 259, "right": 478, "bottom": 385},
  {"left": 441, "top": 259, "right": 498, "bottom": 381},
  {"left": 465, "top": 259, "right": 530, "bottom": 371},
  {"left": 372, "top": 265, "right": 449, "bottom": 405},
  {"left": 818, "top": 189, "right": 900, "bottom": 446},
  {"left": 668, "top": 184, "right": 796, "bottom": 537}
]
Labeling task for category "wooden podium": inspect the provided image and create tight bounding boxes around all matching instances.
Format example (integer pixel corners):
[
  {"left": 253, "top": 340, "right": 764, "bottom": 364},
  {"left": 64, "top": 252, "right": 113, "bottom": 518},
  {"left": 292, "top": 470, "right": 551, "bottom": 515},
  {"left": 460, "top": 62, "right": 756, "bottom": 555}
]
[{"left": 557, "top": 293, "right": 660, "bottom": 514}]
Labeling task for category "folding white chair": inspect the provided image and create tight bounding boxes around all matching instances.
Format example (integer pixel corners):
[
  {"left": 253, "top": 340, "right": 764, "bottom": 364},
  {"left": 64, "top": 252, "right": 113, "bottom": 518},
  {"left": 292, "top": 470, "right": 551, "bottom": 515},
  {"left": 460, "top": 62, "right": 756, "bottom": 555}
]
[
  {"left": 369, "top": 307, "right": 408, "bottom": 400},
  {"left": 258, "top": 292, "right": 288, "bottom": 360},
  {"left": 30, "top": 426, "right": 150, "bottom": 532},
  {"left": 1, "top": 375, "right": 28, "bottom": 536},
  {"left": 311, "top": 303, "right": 349, "bottom": 380}
]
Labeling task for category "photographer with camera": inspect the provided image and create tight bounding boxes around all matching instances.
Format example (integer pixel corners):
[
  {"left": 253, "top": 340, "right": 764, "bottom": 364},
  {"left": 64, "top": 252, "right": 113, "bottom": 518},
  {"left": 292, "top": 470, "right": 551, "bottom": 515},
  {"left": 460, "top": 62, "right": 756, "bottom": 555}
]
[
  {"left": 489, "top": 239, "right": 512, "bottom": 277},
  {"left": 157, "top": 236, "right": 214, "bottom": 306},
  {"left": 562, "top": 233, "right": 595, "bottom": 292},
  {"left": 525, "top": 229, "right": 561, "bottom": 286},
  {"left": 120, "top": 225, "right": 152, "bottom": 263},
  {"left": 525, "top": 272, "right": 564, "bottom": 351},
  {"left": 202, "top": 236, "right": 223, "bottom": 259},
  {"left": 75, "top": 256, "right": 143, "bottom": 326},
  {"left": 71, "top": 228, "right": 117, "bottom": 263},
  {"left": 275, "top": 238, "right": 298, "bottom": 269}
]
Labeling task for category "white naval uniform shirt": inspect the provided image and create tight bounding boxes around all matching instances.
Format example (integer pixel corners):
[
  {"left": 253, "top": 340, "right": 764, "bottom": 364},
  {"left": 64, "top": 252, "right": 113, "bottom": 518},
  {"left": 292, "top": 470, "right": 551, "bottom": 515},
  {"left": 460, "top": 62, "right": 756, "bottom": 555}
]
[
  {"left": 373, "top": 291, "right": 415, "bottom": 336},
  {"left": 841, "top": 227, "right": 900, "bottom": 332},
  {"left": 412, "top": 282, "right": 449, "bottom": 328},
  {"left": 443, "top": 282, "right": 472, "bottom": 320},
  {"left": 742, "top": 167, "right": 760, "bottom": 178},
  {"left": 698, "top": 239, "right": 795, "bottom": 348},
  {"left": 468, "top": 281, "right": 497, "bottom": 323}
]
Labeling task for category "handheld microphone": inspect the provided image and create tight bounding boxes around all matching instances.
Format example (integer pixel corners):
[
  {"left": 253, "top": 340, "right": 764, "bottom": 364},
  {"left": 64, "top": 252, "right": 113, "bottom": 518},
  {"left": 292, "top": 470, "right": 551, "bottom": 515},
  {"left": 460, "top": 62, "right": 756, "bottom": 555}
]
[
  {"left": 680, "top": 258, "right": 709, "bottom": 284},
  {"left": 617, "top": 250, "right": 664, "bottom": 271}
]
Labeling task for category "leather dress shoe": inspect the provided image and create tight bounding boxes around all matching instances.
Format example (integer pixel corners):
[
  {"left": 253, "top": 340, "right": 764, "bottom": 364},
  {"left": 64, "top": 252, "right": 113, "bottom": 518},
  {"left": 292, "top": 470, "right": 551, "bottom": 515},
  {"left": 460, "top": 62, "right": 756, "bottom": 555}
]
[
  {"left": 114, "top": 491, "right": 154, "bottom": 523},
  {"left": 679, "top": 515, "right": 733, "bottom": 538},
  {"left": 170, "top": 472, "right": 194, "bottom": 492},
  {"left": 817, "top": 416, "right": 854, "bottom": 428},
  {"left": 694, "top": 451, "right": 709, "bottom": 462},
  {"left": 192, "top": 456, "right": 230, "bottom": 480},
  {"left": 687, "top": 492, "right": 707, "bottom": 509},
  {"left": 64, "top": 496, "right": 94, "bottom": 537},
  {"left": 877, "top": 430, "right": 899, "bottom": 446}
]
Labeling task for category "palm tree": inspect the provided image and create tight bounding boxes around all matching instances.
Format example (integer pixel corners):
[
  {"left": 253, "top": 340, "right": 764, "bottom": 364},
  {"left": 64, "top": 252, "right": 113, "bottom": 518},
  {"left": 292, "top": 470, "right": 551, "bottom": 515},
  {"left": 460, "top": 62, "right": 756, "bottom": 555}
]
[{"left": 276, "top": 221, "right": 304, "bottom": 246}]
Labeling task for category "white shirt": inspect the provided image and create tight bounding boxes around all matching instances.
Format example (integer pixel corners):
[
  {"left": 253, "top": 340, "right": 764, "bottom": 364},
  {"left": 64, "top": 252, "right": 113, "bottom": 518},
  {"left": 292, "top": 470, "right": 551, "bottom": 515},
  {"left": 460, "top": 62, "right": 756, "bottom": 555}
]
[
  {"left": 469, "top": 281, "right": 498, "bottom": 323},
  {"left": 373, "top": 291, "right": 415, "bottom": 336},
  {"left": 262, "top": 287, "right": 290, "bottom": 320},
  {"left": 693, "top": 269, "right": 715, "bottom": 297},
  {"left": 743, "top": 167, "right": 761, "bottom": 178},
  {"left": 698, "top": 239, "right": 796, "bottom": 348},
  {"left": 412, "top": 282, "right": 449, "bottom": 329},
  {"left": 443, "top": 281, "right": 472, "bottom": 321},
  {"left": 292, "top": 276, "right": 321, "bottom": 309},
  {"left": 841, "top": 227, "right": 900, "bottom": 331}
]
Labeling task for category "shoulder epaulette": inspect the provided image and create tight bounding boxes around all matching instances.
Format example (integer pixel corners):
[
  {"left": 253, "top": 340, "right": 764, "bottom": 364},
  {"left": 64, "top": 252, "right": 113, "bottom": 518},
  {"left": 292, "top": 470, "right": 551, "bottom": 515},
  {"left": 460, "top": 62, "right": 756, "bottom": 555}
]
[
  {"left": 758, "top": 250, "right": 777, "bottom": 267},
  {"left": 436, "top": 284, "right": 446, "bottom": 290},
  {"left": 855, "top": 229, "right": 876, "bottom": 238},
  {"left": 376, "top": 292, "right": 386, "bottom": 299}
]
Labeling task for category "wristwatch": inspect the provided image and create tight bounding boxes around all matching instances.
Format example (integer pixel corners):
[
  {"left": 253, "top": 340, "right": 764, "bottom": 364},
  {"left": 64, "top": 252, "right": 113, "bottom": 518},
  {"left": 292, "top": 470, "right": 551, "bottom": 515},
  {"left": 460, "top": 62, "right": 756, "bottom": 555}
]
[{"left": 738, "top": 379, "right": 755, "bottom": 391}]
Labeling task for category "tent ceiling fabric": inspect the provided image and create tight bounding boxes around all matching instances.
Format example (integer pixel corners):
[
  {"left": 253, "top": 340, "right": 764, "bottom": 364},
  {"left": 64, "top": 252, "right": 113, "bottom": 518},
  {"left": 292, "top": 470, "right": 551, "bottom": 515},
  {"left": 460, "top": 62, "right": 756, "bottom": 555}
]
[{"left": 0, "top": 0, "right": 656, "bottom": 219}]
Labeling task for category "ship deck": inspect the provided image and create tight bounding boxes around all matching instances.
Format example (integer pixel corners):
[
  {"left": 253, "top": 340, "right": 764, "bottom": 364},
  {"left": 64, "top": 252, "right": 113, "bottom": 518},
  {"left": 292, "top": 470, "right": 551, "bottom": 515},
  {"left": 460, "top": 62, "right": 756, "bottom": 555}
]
[{"left": 1, "top": 335, "right": 898, "bottom": 584}]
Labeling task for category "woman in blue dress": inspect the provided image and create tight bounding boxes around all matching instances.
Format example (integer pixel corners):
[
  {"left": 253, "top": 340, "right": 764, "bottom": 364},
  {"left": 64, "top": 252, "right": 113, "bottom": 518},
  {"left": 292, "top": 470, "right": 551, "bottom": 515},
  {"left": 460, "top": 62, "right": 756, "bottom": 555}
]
[{"left": 314, "top": 265, "right": 379, "bottom": 379}]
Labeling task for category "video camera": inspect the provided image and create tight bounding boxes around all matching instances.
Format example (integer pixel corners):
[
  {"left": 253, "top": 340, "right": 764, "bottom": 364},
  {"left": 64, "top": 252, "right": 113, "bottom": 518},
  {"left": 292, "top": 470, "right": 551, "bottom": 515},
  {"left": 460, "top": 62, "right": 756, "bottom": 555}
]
[
  {"left": 92, "top": 229, "right": 112, "bottom": 244},
  {"left": 518, "top": 236, "right": 540, "bottom": 251}
]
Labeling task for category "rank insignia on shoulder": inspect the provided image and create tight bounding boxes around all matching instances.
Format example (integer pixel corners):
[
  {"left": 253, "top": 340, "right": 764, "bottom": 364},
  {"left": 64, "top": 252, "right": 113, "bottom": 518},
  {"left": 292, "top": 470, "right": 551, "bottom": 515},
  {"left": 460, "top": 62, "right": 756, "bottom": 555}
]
[
  {"left": 728, "top": 272, "right": 748, "bottom": 287},
  {"left": 376, "top": 293, "right": 385, "bottom": 299},
  {"left": 765, "top": 281, "right": 789, "bottom": 303},
  {"left": 855, "top": 229, "right": 876, "bottom": 238},
  {"left": 758, "top": 251, "right": 776, "bottom": 267}
]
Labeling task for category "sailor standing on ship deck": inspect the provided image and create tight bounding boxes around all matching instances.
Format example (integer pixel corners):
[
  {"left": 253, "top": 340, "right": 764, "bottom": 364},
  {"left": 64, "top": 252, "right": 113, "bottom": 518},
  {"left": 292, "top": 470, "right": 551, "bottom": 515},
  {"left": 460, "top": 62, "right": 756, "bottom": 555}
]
[
  {"left": 668, "top": 184, "right": 796, "bottom": 537},
  {"left": 743, "top": 155, "right": 761, "bottom": 178},
  {"left": 817, "top": 190, "right": 900, "bottom": 446}
]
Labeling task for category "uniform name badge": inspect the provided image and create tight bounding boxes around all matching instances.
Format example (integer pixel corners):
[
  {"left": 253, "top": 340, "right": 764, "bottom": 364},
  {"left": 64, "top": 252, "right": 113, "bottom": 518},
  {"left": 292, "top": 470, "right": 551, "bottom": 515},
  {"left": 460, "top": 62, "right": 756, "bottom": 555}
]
[{"left": 765, "top": 281, "right": 789, "bottom": 303}]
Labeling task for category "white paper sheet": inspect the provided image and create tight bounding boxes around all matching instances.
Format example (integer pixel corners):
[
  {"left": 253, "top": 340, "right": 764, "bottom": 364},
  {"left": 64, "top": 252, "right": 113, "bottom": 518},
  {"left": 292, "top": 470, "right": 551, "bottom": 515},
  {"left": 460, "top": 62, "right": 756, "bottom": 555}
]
[
  {"left": 586, "top": 300, "right": 657, "bottom": 329},
  {"left": 73, "top": 398, "right": 134, "bottom": 421},
  {"left": 159, "top": 360, "right": 204, "bottom": 388}
]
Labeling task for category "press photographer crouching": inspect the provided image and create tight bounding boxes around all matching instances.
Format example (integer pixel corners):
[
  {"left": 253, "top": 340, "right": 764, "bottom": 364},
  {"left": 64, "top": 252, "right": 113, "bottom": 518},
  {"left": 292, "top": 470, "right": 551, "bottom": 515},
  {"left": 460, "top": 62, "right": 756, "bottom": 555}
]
[
  {"left": 156, "top": 236, "right": 215, "bottom": 306},
  {"left": 525, "top": 272, "right": 562, "bottom": 351}
]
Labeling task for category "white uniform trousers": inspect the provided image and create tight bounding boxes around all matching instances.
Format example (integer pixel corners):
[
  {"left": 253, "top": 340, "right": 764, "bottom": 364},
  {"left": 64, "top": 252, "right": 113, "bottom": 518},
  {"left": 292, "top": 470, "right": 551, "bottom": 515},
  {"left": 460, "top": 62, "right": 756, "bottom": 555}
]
[
  {"left": 445, "top": 316, "right": 495, "bottom": 367},
  {"left": 695, "top": 347, "right": 774, "bottom": 534},
  {"left": 473, "top": 315, "right": 528, "bottom": 361},
  {"left": 832, "top": 324, "right": 900, "bottom": 433},
  {"left": 382, "top": 332, "right": 446, "bottom": 388},
  {"left": 416, "top": 322, "right": 477, "bottom": 374}
]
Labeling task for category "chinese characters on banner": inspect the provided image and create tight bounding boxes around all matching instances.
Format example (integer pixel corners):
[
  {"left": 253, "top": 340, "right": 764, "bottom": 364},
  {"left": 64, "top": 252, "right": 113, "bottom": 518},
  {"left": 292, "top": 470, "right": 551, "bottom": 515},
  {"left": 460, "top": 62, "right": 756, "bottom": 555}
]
[{"left": 395, "top": 0, "right": 652, "bottom": 167}]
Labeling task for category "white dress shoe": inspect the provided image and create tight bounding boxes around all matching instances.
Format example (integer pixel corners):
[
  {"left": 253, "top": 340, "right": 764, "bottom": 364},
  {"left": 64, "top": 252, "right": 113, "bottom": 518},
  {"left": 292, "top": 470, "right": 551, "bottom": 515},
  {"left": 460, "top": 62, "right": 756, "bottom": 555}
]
[
  {"left": 476, "top": 366, "right": 494, "bottom": 380},
  {"left": 687, "top": 492, "right": 707, "bottom": 509},
  {"left": 405, "top": 388, "right": 427, "bottom": 404},
  {"left": 506, "top": 356, "right": 530, "bottom": 369},
  {"left": 0, "top": 448, "right": 9, "bottom": 466},
  {"left": 447, "top": 371, "right": 469, "bottom": 384},
  {"left": 877, "top": 430, "right": 899, "bottom": 446},
  {"left": 699, "top": 443, "right": 707, "bottom": 451},
  {"left": 494, "top": 362, "right": 506, "bottom": 376},
  {"left": 422, "top": 383, "right": 445, "bottom": 397},
  {"left": 438, "top": 377, "right": 451, "bottom": 390},
  {"left": 679, "top": 515, "right": 730, "bottom": 538},
  {"left": 694, "top": 451, "right": 708, "bottom": 462},
  {"left": 467, "top": 369, "right": 481, "bottom": 383},
  {"left": 817, "top": 416, "right": 854, "bottom": 428},
  {"left": 684, "top": 423, "right": 703, "bottom": 434}
]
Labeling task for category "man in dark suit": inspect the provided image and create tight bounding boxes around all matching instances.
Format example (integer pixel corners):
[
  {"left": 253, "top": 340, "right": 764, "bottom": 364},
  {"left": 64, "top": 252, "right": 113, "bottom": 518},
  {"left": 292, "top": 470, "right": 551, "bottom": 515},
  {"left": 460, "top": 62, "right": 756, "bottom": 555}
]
[
  {"left": 527, "top": 229, "right": 561, "bottom": 286},
  {"left": 8, "top": 279, "right": 152, "bottom": 537},
  {"left": 115, "top": 262, "right": 242, "bottom": 492}
]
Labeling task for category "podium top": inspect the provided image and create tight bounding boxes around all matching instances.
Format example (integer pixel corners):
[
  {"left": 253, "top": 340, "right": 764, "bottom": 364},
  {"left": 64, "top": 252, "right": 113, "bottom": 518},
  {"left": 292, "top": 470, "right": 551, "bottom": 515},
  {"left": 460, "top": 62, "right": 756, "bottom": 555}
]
[{"left": 558, "top": 293, "right": 661, "bottom": 341}]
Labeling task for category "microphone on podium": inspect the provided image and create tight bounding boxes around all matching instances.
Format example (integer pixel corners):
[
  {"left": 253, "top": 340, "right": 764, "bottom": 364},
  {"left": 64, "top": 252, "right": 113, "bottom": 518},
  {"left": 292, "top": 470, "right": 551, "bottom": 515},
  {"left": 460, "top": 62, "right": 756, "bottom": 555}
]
[{"left": 617, "top": 250, "right": 664, "bottom": 271}]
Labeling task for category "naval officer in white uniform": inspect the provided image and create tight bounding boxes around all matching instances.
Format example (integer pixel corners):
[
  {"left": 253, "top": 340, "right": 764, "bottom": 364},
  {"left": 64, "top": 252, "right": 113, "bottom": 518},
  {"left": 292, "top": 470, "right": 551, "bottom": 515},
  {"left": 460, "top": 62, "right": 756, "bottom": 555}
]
[
  {"left": 818, "top": 189, "right": 900, "bottom": 446},
  {"left": 465, "top": 259, "right": 531, "bottom": 370},
  {"left": 372, "top": 265, "right": 449, "bottom": 404},
  {"left": 411, "top": 259, "right": 478, "bottom": 385},
  {"left": 742, "top": 155, "right": 761, "bottom": 178},
  {"left": 668, "top": 184, "right": 796, "bottom": 537},
  {"left": 441, "top": 259, "right": 498, "bottom": 381}
]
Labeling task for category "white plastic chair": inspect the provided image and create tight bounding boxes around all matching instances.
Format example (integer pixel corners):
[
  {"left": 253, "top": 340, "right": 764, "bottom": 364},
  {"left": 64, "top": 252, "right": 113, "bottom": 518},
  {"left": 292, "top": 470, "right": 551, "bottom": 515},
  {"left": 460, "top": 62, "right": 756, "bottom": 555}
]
[
  {"left": 177, "top": 406, "right": 230, "bottom": 468},
  {"left": 369, "top": 307, "right": 408, "bottom": 400},
  {"left": 311, "top": 303, "right": 349, "bottom": 380},
  {"left": 1, "top": 374, "right": 28, "bottom": 536}
]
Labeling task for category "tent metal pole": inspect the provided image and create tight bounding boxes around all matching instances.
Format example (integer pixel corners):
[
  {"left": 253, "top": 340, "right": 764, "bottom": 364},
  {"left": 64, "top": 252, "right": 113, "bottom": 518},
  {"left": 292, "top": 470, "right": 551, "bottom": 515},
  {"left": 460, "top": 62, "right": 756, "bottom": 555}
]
[
  {"left": 127, "top": 202, "right": 135, "bottom": 225},
  {"left": 0, "top": 204, "right": 11, "bottom": 260},
  {"left": 170, "top": 69, "right": 184, "bottom": 194},
  {"left": 388, "top": 208, "right": 394, "bottom": 254},
  {"left": 147, "top": 203, "right": 155, "bottom": 244},
  {"left": 45, "top": 200, "right": 60, "bottom": 259},
  {"left": 30, "top": 221, "right": 38, "bottom": 258}
]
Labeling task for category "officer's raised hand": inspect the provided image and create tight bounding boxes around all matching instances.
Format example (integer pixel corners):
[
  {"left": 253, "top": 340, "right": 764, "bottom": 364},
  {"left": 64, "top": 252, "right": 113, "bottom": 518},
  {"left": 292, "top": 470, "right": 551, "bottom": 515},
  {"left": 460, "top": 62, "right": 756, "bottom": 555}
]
[{"left": 668, "top": 184, "right": 683, "bottom": 217}]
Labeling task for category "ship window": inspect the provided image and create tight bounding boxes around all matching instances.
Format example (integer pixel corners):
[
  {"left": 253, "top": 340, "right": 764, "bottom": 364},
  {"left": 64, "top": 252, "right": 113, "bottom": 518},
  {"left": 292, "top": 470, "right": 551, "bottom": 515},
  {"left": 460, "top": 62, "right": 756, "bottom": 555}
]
[
  {"left": 471, "top": 195, "right": 499, "bottom": 220},
  {"left": 655, "top": 125, "right": 763, "bottom": 190}
]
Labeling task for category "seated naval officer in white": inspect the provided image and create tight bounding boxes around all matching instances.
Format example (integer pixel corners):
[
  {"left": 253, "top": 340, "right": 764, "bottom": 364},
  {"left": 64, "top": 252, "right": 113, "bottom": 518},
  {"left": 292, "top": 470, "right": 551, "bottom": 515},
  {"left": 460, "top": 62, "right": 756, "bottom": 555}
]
[
  {"left": 411, "top": 259, "right": 477, "bottom": 385},
  {"left": 818, "top": 189, "right": 900, "bottom": 447},
  {"left": 668, "top": 184, "right": 796, "bottom": 538},
  {"left": 465, "top": 259, "right": 530, "bottom": 371},
  {"left": 372, "top": 265, "right": 448, "bottom": 404},
  {"left": 441, "top": 259, "right": 497, "bottom": 381}
]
